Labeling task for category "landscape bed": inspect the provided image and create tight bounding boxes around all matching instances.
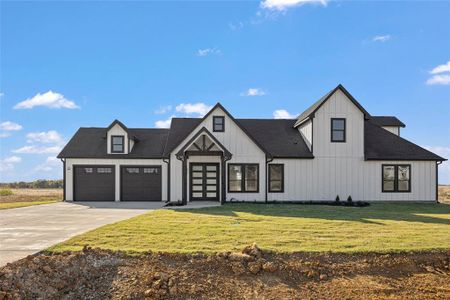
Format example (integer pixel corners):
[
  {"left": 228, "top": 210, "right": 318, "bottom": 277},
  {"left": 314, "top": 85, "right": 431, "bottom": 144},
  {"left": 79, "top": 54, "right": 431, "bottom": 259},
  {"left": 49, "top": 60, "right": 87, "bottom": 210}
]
[{"left": 49, "top": 203, "right": 450, "bottom": 253}]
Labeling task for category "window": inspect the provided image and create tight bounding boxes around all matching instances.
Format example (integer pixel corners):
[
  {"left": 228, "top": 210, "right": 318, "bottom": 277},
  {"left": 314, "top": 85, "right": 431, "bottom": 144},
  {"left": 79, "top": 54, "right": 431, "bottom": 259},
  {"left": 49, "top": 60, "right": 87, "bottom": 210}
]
[
  {"left": 143, "top": 167, "right": 159, "bottom": 174},
  {"left": 268, "top": 164, "right": 284, "bottom": 193},
  {"left": 84, "top": 168, "right": 93, "bottom": 173},
  {"left": 111, "top": 135, "right": 124, "bottom": 153},
  {"left": 213, "top": 116, "right": 225, "bottom": 132},
  {"left": 97, "top": 167, "right": 112, "bottom": 173},
  {"left": 382, "top": 164, "right": 411, "bottom": 192},
  {"left": 228, "top": 164, "right": 259, "bottom": 192},
  {"left": 126, "top": 167, "right": 139, "bottom": 174},
  {"left": 331, "top": 118, "right": 346, "bottom": 142}
]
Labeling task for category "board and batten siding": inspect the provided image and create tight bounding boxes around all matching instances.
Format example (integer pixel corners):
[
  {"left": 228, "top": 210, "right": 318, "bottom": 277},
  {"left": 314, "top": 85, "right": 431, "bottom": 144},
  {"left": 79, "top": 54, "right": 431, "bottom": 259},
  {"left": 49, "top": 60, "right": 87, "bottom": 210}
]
[
  {"left": 169, "top": 106, "right": 266, "bottom": 202},
  {"left": 107, "top": 124, "right": 129, "bottom": 154},
  {"left": 64, "top": 158, "right": 167, "bottom": 201},
  {"left": 298, "top": 119, "right": 312, "bottom": 151},
  {"left": 268, "top": 159, "right": 436, "bottom": 201}
]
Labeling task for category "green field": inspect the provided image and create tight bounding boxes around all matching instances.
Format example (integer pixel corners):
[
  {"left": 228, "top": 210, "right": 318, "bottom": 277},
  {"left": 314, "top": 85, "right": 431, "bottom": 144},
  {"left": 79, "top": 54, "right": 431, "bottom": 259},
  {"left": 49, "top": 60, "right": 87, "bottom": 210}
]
[{"left": 49, "top": 203, "right": 450, "bottom": 253}]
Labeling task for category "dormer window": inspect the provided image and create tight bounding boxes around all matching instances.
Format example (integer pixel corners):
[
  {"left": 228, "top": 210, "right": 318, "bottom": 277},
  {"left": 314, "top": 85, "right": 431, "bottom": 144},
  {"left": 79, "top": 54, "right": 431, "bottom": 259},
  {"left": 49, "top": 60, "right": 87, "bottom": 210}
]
[
  {"left": 111, "top": 135, "right": 124, "bottom": 153},
  {"left": 213, "top": 116, "right": 225, "bottom": 132},
  {"left": 331, "top": 118, "right": 346, "bottom": 143}
]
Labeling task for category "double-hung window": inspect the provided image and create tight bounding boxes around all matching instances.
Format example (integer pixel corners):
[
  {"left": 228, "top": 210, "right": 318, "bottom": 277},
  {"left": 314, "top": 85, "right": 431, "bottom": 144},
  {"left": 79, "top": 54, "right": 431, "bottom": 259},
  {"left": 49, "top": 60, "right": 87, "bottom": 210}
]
[
  {"left": 228, "top": 164, "right": 259, "bottom": 192},
  {"left": 382, "top": 164, "right": 411, "bottom": 192},
  {"left": 111, "top": 135, "right": 124, "bottom": 153},
  {"left": 331, "top": 118, "right": 346, "bottom": 142},
  {"left": 268, "top": 164, "right": 284, "bottom": 193},
  {"left": 213, "top": 116, "right": 225, "bottom": 132}
]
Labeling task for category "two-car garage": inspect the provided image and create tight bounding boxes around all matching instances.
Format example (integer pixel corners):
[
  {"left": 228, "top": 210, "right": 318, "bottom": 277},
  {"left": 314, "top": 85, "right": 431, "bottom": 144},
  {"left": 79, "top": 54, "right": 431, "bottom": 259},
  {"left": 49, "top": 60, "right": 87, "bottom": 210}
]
[{"left": 73, "top": 165, "right": 162, "bottom": 201}]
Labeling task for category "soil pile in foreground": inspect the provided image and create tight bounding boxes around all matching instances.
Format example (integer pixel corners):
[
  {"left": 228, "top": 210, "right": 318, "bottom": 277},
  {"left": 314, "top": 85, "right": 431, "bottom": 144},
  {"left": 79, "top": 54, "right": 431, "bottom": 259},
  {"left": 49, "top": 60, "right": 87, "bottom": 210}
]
[{"left": 1, "top": 245, "right": 449, "bottom": 299}]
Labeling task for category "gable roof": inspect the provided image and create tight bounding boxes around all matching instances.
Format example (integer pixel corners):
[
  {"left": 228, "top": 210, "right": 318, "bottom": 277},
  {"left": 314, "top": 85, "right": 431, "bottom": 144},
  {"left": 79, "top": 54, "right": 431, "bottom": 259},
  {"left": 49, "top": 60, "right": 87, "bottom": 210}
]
[
  {"left": 163, "top": 118, "right": 314, "bottom": 158},
  {"left": 58, "top": 127, "right": 169, "bottom": 159},
  {"left": 294, "top": 84, "right": 370, "bottom": 127},
  {"left": 369, "top": 116, "right": 406, "bottom": 128},
  {"left": 163, "top": 103, "right": 270, "bottom": 158},
  {"left": 176, "top": 126, "right": 232, "bottom": 159},
  {"left": 364, "top": 120, "right": 445, "bottom": 161}
]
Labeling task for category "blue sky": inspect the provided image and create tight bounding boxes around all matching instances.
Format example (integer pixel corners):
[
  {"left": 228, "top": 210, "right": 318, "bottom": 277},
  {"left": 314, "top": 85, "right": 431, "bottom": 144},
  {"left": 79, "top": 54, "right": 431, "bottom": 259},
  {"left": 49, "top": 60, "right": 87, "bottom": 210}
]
[{"left": 1, "top": 0, "right": 449, "bottom": 183}]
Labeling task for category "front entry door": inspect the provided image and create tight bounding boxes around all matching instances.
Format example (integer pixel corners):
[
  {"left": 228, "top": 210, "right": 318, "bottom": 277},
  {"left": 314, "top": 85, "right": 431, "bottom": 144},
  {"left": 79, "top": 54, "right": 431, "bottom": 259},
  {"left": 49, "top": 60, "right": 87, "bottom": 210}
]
[{"left": 190, "top": 163, "right": 219, "bottom": 201}]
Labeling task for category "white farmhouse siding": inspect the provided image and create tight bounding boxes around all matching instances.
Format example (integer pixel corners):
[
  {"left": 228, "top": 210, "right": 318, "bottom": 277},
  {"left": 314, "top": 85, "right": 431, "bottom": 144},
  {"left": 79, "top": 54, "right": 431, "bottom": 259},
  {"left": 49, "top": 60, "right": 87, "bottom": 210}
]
[
  {"left": 107, "top": 124, "right": 129, "bottom": 154},
  {"left": 64, "top": 158, "right": 167, "bottom": 201},
  {"left": 268, "top": 159, "right": 436, "bottom": 201},
  {"left": 298, "top": 119, "right": 312, "bottom": 151},
  {"left": 170, "top": 107, "right": 266, "bottom": 202},
  {"left": 382, "top": 126, "right": 400, "bottom": 136}
]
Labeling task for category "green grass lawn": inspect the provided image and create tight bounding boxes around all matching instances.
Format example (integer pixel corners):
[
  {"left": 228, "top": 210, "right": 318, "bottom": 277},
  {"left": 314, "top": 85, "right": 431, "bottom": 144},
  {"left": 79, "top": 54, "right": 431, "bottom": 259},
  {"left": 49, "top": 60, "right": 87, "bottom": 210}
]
[
  {"left": 0, "top": 200, "right": 58, "bottom": 210},
  {"left": 49, "top": 203, "right": 450, "bottom": 254}
]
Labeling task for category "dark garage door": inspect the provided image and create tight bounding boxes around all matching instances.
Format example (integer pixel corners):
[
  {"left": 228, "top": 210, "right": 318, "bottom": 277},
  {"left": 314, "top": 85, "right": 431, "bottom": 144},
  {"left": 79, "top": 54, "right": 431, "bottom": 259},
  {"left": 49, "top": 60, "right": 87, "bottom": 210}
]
[
  {"left": 121, "top": 166, "right": 162, "bottom": 201},
  {"left": 74, "top": 166, "right": 115, "bottom": 201}
]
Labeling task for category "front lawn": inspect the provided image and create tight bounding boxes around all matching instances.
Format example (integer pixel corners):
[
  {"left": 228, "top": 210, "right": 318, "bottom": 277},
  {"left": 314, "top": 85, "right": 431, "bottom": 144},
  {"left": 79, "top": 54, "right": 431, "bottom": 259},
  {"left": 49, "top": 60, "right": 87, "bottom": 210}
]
[{"left": 49, "top": 203, "right": 450, "bottom": 253}]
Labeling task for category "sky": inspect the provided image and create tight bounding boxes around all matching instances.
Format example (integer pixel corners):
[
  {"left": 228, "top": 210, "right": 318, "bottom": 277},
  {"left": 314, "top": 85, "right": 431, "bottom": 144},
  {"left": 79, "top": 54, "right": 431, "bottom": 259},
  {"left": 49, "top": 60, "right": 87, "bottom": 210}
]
[{"left": 0, "top": 0, "right": 449, "bottom": 183}]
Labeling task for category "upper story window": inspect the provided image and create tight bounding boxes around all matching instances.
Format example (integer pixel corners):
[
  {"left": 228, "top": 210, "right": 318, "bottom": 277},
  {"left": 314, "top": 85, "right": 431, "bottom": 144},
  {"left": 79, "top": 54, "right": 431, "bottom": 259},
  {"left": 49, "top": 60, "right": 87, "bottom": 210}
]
[
  {"left": 331, "top": 118, "right": 346, "bottom": 142},
  {"left": 111, "top": 135, "right": 124, "bottom": 153},
  {"left": 213, "top": 116, "right": 225, "bottom": 132},
  {"left": 382, "top": 164, "right": 411, "bottom": 192}
]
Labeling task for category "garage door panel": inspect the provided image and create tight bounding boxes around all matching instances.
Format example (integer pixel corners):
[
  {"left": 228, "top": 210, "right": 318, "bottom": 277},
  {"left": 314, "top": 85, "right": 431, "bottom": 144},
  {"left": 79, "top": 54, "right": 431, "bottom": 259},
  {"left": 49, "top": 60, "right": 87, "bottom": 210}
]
[
  {"left": 121, "top": 166, "right": 161, "bottom": 201},
  {"left": 74, "top": 166, "right": 115, "bottom": 201}
]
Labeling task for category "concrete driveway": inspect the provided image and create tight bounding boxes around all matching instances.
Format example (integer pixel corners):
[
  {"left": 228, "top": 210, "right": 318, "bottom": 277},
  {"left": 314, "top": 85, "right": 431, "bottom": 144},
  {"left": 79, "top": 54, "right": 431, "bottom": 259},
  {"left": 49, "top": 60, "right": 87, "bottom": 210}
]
[{"left": 0, "top": 201, "right": 164, "bottom": 267}]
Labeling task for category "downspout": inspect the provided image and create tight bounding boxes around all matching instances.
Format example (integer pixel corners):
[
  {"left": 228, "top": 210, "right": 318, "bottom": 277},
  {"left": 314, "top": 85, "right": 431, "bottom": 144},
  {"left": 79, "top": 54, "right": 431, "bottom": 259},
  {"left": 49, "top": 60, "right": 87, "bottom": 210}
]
[
  {"left": 436, "top": 161, "right": 442, "bottom": 203},
  {"left": 265, "top": 154, "right": 273, "bottom": 203},
  {"left": 163, "top": 158, "right": 170, "bottom": 203},
  {"left": 60, "top": 158, "right": 66, "bottom": 201}
]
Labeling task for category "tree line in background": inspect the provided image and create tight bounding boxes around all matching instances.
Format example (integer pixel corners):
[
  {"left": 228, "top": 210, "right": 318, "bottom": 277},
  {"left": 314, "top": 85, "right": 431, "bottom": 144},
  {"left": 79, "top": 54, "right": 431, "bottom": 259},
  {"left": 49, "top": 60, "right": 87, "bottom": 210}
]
[{"left": 0, "top": 179, "right": 63, "bottom": 189}]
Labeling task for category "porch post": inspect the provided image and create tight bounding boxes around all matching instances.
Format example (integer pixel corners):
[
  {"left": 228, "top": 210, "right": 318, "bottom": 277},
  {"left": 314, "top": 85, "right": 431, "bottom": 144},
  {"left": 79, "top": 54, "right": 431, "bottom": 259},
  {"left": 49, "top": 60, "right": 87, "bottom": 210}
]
[
  {"left": 221, "top": 156, "right": 225, "bottom": 204},
  {"left": 182, "top": 155, "right": 187, "bottom": 205}
]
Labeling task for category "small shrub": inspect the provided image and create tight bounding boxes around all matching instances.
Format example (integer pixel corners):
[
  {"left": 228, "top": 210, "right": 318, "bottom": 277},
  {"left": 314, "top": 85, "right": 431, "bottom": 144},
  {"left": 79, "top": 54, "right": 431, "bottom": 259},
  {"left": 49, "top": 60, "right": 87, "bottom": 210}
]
[
  {"left": 0, "top": 189, "right": 13, "bottom": 196},
  {"left": 335, "top": 195, "right": 340, "bottom": 203},
  {"left": 347, "top": 196, "right": 353, "bottom": 203}
]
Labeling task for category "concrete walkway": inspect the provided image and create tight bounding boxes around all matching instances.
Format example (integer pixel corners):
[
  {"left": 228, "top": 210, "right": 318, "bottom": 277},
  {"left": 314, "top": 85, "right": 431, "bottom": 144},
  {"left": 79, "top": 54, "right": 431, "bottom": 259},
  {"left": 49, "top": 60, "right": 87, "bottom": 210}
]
[{"left": 0, "top": 201, "right": 164, "bottom": 267}]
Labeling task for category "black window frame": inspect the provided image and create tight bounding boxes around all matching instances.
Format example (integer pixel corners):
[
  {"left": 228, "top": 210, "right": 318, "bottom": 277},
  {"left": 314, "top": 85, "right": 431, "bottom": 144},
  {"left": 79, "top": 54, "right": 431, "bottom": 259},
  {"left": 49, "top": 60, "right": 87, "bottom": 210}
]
[
  {"left": 228, "top": 163, "right": 259, "bottom": 193},
  {"left": 331, "top": 118, "right": 346, "bottom": 143},
  {"left": 382, "top": 164, "right": 411, "bottom": 193},
  {"left": 111, "top": 135, "right": 125, "bottom": 153},
  {"left": 268, "top": 164, "right": 284, "bottom": 193},
  {"left": 213, "top": 116, "right": 225, "bottom": 132}
]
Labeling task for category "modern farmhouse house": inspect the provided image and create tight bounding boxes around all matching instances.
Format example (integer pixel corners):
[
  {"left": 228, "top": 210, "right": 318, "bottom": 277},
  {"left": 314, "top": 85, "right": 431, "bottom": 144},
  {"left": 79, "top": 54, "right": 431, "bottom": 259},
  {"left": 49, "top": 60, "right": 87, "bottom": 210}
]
[{"left": 58, "top": 85, "right": 446, "bottom": 203}]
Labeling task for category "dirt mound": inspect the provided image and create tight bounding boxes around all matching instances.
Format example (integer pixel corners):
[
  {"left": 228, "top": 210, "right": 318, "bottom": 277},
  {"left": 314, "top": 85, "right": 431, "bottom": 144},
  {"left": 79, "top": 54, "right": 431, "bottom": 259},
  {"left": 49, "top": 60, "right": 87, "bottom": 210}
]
[{"left": 1, "top": 245, "right": 449, "bottom": 299}]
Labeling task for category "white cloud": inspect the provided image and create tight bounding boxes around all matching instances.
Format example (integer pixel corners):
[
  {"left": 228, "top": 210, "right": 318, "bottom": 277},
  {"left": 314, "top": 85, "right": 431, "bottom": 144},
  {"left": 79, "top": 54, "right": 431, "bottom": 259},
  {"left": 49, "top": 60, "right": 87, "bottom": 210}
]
[
  {"left": 154, "top": 105, "right": 172, "bottom": 114},
  {"left": 175, "top": 103, "right": 213, "bottom": 117},
  {"left": 372, "top": 35, "right": 391, "bottom": 42},
  {"left": 426, "top": 75, "right": 450, "bottom": 86},
  {"left": 154, "top": 115, "right": 175, "bottom": 129},
  {"left": 261, "top": 0, "right": 328, "bottom": 11},
  {"left": 273, "top": 109, "right": 297, "bottom": 119},
  {"left": 0, "top": 156, "right": 21, "bottom": 172},
  {"left": 229, "top": 21, "right": 244, "bottom": 31},
  {"left": 13, "top": 145, "right": 62, "bottom": 154},
  {"left": 26, "top": 130, "right": 64, "bottom": 144},
  {"left": 197, "top": 48, "right": 222, "bottom": 56},
  {"left": 424, "top": 146, "right": 450, "bottom": 184},
  {"left": 430, "top": 61, "right": 450, "bottom": 74},
  {"left": 0, "top": 121, "right": 23, "bottom": 131},
  {"left": 14, "top": 91, "right": 79, "bottom": 109},
  {"left": 35, "top": 156, "right": 60, "bottom": 172},
  {"left": 0, "top": 92, "right": 4, "bottom": 98},
  {"left": 241, "top": 88, "right": 266, "bottom": 96},
  {"left": 0, "top": 132, "right": 11, "bottom": 138}
]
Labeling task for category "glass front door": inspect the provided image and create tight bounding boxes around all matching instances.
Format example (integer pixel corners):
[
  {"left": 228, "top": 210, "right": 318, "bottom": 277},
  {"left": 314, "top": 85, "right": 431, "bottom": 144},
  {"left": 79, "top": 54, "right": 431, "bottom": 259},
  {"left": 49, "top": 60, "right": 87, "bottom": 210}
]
[{"left": 190, "top": 163, "right": 219, "bottom": 201}]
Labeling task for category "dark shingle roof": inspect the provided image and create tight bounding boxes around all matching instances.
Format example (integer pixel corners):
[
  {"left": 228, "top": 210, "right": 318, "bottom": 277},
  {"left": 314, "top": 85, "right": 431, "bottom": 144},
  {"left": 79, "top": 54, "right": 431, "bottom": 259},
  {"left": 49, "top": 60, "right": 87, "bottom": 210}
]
[
  {"left": 163, "top": 118, "right": 314, "bottom": 158},
  {"left": 369, "top": 116, "right": 405, "bottom": 127},
  {"left": 57, "top": 128, "right": 169, "bottom": 159},
  {"left": 365, "top": 121, "right": 445, "bottom": 161},
  {"left": 237, "top": 119, "right": 313, "bottom": 158}
]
